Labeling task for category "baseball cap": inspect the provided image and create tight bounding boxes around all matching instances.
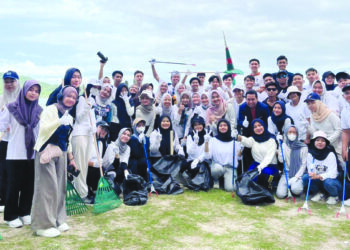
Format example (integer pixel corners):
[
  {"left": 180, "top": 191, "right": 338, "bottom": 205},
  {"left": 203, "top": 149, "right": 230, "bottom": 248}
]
[
  {"left": 3, "top": 71, "right": 19, "bottom": 80},
  {"left": 277, "top": 70, "right": 288, "bottom": 78},
  {"left": 304, "top": 92, "right": 320, "bottom": 102}
]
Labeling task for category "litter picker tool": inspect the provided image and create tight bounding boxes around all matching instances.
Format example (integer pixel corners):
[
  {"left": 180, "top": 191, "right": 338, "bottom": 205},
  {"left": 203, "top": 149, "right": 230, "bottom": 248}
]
[
  {"left": 336, "top": 161, "right": 349, "bottom": 219},
  {"left": 142, "top": 136, "right": 158, "bottom": 197},
  {"left": 232, "top": 138, "right": 236, "bottom": 198},
  {"left": 83, "top": 87, "right": 122, "bottom": 213},
  {"left": 279, "top": 139, "right": 295, "bottom": 203},
  {"left": 149, "top": 59, "right": 196, "bottom": 67},
  {"left": 298, "top": 169, "right": 313, "bottom": 215}
]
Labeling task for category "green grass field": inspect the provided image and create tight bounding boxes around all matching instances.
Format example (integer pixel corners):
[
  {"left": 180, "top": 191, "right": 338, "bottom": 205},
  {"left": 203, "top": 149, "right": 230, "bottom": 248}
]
[{"left": 0, "top": 189, "right": 349, "bottom": 249}]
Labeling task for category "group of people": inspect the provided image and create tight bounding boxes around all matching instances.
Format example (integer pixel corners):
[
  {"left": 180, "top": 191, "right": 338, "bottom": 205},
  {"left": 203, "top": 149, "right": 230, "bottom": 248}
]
[{"left": 0, "top": 54, "right": 350, "bottom": 237}]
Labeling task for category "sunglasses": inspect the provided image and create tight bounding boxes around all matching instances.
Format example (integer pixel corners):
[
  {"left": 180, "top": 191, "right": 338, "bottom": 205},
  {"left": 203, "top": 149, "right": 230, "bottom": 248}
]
[
  {"left": 278, "top": 74, "right": 287, "bottom": 78},
  {"left": 267, "top": 88, "right": 277, "bottom": 91}
]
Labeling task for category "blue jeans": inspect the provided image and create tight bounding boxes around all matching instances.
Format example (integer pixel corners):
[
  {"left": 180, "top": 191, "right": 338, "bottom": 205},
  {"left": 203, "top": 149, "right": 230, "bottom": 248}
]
[{"left": 302, "top": 174, "right": 342, "bottom": 197}]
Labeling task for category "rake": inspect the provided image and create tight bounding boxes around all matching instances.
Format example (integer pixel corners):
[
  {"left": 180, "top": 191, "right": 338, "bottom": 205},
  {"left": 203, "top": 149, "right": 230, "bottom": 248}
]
[
  {"left": 66, "top": 179, "right": 88, "bottom": 216},
  {"left": 279, "top": 140, "right": 295, "bottom": 203}
]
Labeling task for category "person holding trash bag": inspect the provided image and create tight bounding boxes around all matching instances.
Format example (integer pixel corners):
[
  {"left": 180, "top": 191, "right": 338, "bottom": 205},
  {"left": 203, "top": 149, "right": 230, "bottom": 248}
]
[
  {"left": 128, "top": 118, "right": 150, "bottom": 182},
  {"left": 149, "top": 115, "right": 183, "bottom": 164},
  {"left": 205, "top": 119, "right": 241, "bottom": 191},
  {"left": 102, "top": 128, "right": 132, "bottom": 187},
  {"left": 31, "top": 86, "right": 78, "bottom": 238},
  {"left": 0, "top": 80, "right": 42, "bottom": 228},
  {"left": 237, "top": 119, "right": 279, "bottom": 191},
  {"left": 276, "top": 125, "right": 308, "bottom": 199},
  {"left": 302, "top": 131, "right": 342, "bottom": 205}
]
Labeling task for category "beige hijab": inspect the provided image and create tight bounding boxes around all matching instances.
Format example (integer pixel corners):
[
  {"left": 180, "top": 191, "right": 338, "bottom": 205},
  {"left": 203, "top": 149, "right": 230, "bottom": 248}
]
[{"left": 312, "top": 100, "right": 332, "bottom": 122}]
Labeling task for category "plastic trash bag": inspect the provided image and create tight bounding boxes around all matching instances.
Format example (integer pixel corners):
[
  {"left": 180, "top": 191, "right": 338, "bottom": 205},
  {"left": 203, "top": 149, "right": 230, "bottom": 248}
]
[
  {"left": 236, "top": 169, "right": 275, "bottom": 205},
  {"left": 151, "top": 155, "right": 185, "bottom": 195},
  {"left": 122, "top": 174, "right": 148, "bottom": 206},
  {"left": 182, "top": 161, "right": 212, "bottom": 191}
]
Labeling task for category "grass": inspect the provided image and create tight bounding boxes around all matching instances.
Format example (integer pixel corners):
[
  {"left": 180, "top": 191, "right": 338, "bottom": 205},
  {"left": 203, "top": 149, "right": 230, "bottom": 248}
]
[{"left": 0, "top": 189, "right": 349, "bottom": 249}]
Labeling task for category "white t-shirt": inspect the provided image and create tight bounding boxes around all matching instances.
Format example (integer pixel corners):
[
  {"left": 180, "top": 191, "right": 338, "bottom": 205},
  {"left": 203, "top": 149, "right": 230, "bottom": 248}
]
[
  {"left": 285, "top": 101, "right": 310, "bottom": 141},
  {"left": 341, "top": 102, "right": 350, "bottom": 130}
]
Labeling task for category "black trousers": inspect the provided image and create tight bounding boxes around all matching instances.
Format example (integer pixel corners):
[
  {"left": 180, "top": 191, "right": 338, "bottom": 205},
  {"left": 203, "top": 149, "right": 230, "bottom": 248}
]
[
  {"left": 129, "top": 158, "right": 149, "bottom": 182},
  {"left": 241, "top": 147, "right": 254, "bottom": 174},
  {"left": 4, "top": 159, "right": 35, "bottom": 221},
  {"left": 0, "top": 141, "right": 8, "bottom": 205}
]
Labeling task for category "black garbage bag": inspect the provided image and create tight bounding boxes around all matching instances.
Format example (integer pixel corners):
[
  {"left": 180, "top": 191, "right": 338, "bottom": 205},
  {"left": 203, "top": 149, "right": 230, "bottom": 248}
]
[
  {"left": 151, "top": 155, "right": 185, "bottom": 195},
  {"left": 236, "top": 169, "right": 275, "bottom": 205},
  {"left": 182, "top": 161, "right": 212, "bottom": 191},
  {"left": 122, "top": 174, "right": 148, "bottom": 206}
]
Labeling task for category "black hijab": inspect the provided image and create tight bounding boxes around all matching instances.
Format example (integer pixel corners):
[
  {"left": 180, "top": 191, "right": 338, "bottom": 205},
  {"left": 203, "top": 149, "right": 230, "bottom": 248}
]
[
  {"left": 215, "top": 119, "right": 233, "bottom": 142},
  {"left": 308, "top": 136, "right": 334, "bottom": 161},
  {"left": 189, "top": 115, "right": 206, "bottom": 146},
  {"left": 158, "top": 115, "right": 173, "bottom": 156},
  {"left": 251, "top": 119, "right": 275, "bottom": 143}
]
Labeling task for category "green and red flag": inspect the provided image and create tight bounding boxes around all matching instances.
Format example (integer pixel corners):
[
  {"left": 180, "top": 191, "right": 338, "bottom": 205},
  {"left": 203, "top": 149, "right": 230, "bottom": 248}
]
[{"left": 223, "top": 32, "right": 243, "bottom": 85}]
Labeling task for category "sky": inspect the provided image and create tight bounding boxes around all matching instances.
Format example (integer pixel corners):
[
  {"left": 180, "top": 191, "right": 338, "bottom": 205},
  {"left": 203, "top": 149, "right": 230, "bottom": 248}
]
[{"left": 0, "top": 0, "right": 350, "bottom": 87}]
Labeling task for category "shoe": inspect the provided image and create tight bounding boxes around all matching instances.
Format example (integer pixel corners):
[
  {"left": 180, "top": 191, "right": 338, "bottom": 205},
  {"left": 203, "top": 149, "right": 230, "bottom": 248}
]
[
  {"left": 311, "top": 192, "right": 324, "bottom": 202},
  {"left": 0, "top": 205, "right": 4, "bottom": 212},
  {"left": 213, "top": 180, "right": 219, "bottom": 189},
  {"left": 82, "top": 196, "right": 93, "bottom": 205},
  {"left": 20, "top": 215, "right": 31, "bottom": 225},
  {"left": 6, "top": 218, "right": 23, "bottom": 228},
  {"left": 326, "top": 196, "right": 338, "bottom": 205},
  {"left": 36, "top": 228, "right": 61, "bottom": 237},
  {"left": 57, "top": 223, "right": 69, "bottom": 232},
  {"left": 344, "top": 199, "right": 350, "bottom": 206}
]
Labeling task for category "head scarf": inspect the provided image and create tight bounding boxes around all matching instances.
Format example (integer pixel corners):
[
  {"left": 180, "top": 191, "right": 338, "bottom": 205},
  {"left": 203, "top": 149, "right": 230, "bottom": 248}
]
[
  {"left": 311, "top": 100, "right": 332, "bottom": 122},
  {"left": 251, "top": 119, "right": 275, "bottom": 143},
  {"left": 136, "top": 90, "right": 155, "bottom": 125},
  {"left": 283, "top": 125, "right": 307, "bottom": 177},
  {"left": 206, "top": 90, "right": 227, "bottom": 125},
  {"left": 7, "top": 80, "right": 42, "bottom": 159},
  {"left": 322, "top": 71, "right": 336, "bottom": 91},
  {"left": 96, "top": 83, "right": 112, "bottom": 106},
  {"left": 178, "top": 91, "right": 192, "bottom": 109},
  {"left": 55, "top": 86, "right": 78, "bottom": 115},
  {"left": 0, "top": 78, "right": 21, "bottom": 109},
  {"left": 161, "top": 93, "right": 173, "bottom": 117},
  {"left": 189, "top": 115, "right": 206, "bottom": 146},
  {"left": 192, "top": 92, "right": 201, "bottom": 108},
  {"left": 271, "top": 101, "right": 294, "bottom": 134},
  {"left": 308, "top": 134, "right": 334, "bottom": 161},
  {"left": 201, "top": 92, "right": 210, "bottom": 110},
  {"left": 158, "top": 115, "right": 173, "bottom": 156},
  {"left": 113, "top": 83, "right": 133, "bottom": 127},
  {"left": 215, "top": 119, "right": 233, "bottom": 142},
  {"left": 115, "top": 128, "right": 131, "bottom": 155},
  {"left": 64, "top": 68, "right": 81, "bottom": 86}
]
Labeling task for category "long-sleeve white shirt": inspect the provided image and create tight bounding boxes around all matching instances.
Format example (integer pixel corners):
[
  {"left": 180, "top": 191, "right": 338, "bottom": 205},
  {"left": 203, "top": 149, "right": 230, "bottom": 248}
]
[
  {"left": 240, "top": 136, "right": 277, "bottom": 169},
  {"left": 149, "top": 130, "right": 181, "bottom": 157},
  {"left": 186, "top": 135, "right": 206, "bottom": 162},
  {"left": 102, "top": 142, "right": 130, "bottom": 168},
  {"left": 205, "top": 137, "right": 241, "bottom": 167},
  {"left": 306, "top": 152, "right": 338, "bottom": 180},
  {"left": 278, "top": 142, "right": 308, "bottom": 179},
  {"left": 72, "top": 96, "right": 96, "bottom": 137},
  {"left": 0, "top": 107, "right": 39, "bottom": 160},
  {"left": 267, "top": 116, "right": 293, "bottom": 136}
]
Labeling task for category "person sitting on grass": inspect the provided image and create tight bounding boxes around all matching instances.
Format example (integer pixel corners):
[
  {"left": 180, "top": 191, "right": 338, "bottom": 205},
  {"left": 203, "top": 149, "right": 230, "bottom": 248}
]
[
  {"left": 302, "top": 131, "right": 342, "bottom": 205},
  {"left": 276, "top": 125, "right": 307, "bottom": 199},
  {"left": 237, "top": 119, "right": 279, "bottom": 191},
  {"left": 205, "top": 119, "right": 241, "bottom": 191}
]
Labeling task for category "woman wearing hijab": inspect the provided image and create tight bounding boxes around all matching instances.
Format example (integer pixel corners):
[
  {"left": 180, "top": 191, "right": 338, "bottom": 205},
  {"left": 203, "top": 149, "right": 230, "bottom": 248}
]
[
  {"left": 206, "top": 90, "right": 236, "bottom": 136},
  {"left": 46, "top": 68, "right": 82, "bottom": 118},
  {"left": 306, "top": 94, "right": 342, "bottom": 166},
  {"left": 276, "top": 125, "right": 308, "bottom": 199},
  {"left": 205, "top": 119, "right": 241, "bottom": 191},
  {"left": 312, "top": 80, "right": 340, "bottom": 115},
  {"left": 0, "top": 80, "right": 42, "bottom": 228},
  {"left": 322, "top": 71, "right": 337, "bottom": 91},
  {"left": 110, "top": 84, "right": 134, "bottom": 141},
  {"left": 174, "top": 83, "right": 186, "bottom": 105},
  {"left": 267, "top": 101, "right": 294, "bottom": 136},
  {"left": 237, "top": 119, "right": 279, "bottom": 190},
  {"left": 136, "top": 90, "right": 157, "bottom": 137},
  {"left": 184, "top": 116, "right": 210, "bottom": 174},
  {"left": 0, "top": 71, "right": 21, "bottom": 212},
  {"left": 149, "top": 115, "right": 183, "bottom": 164},
  {"left": 31, "top": 86, "right": 78, "bottom": 237},
  {"left": 71, "top": 74, "right": 96, "bottom": 203},
  {"left": 193, "top": 92, "right": 210, "bottom": 122},
  {"left": 154, "top": 93, "right": 173, "bottom": 131},
  {"left": 102, "top": 128, "right": 132, "bottom": 186},
  {"left": 302, "top": 131, "right": 342, "bottom": 205},
  {"left": 93, "top": 83, "right": 113, "bottom": 123},
  {"left": 155, "top": 81, "right": 169, "bottom": 106},
  {"left": 128, "top": 118, "right": 149, "bottom": 181},
  {"left": 173, "top": 91, "right": 193, "bottom": 140}
]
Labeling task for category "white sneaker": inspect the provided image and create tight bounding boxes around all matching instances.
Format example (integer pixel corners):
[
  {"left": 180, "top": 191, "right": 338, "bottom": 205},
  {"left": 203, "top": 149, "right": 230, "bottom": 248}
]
[
  {"left": 311, "top": 192, "right": 324, "bottom": 202},
  {"left": 57, "top": 223, "right": 69, "bottom": 232},
  {"left": 6, "top": 218, "right": 23, "bottom": 228},
  {"left": 0, "top": 206, "right": 4, "bottom": 212},
  {"left": 326, "top": 196, "right": 338, "bottom": 205},
  {"left": 20, "top": 215, "right": 31, "bottom": 225},
  {"left": 36, "top": 228, "right": 61, "bottom": 238},
  {"left": 344, "top": 198, "right": 350, "bottom": 206}
]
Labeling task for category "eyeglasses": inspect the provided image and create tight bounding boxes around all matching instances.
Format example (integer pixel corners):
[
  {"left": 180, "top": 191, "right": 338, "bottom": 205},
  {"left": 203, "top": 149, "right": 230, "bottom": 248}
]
[{"left": 267, "top": 88, "right": 277, "bottom": 91}]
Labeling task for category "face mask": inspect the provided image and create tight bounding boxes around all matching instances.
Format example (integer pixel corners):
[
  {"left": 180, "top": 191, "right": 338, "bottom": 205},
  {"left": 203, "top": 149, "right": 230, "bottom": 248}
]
[
  {"left": 136, "top": 126, "right": 145, "bottom": 134},
  {"left": 287, "top": 134, "right": 297, "bottom": 141}
]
